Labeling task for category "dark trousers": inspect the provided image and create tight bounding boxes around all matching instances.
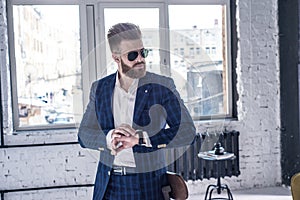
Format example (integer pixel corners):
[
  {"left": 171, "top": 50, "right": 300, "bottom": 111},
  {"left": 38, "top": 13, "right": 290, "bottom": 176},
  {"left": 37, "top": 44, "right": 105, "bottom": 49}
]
[
  {"left": 103, "top": 173, "right": 142, "bottom": 200},
  {"left": 103, "top": 172, "right": 166, "bottom": 200}
]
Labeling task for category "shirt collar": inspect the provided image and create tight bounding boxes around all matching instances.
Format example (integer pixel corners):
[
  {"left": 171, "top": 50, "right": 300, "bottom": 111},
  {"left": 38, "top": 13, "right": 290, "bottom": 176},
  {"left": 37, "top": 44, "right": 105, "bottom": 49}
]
[{"left": 115, "top": 71, "right": 139, "bottom": 93}]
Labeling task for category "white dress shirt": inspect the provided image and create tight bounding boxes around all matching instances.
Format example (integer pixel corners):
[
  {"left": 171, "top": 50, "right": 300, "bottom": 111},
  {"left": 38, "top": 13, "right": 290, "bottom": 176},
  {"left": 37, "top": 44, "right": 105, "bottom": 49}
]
[{"left": 106, "top": 74, "right": 151, "bottom": 167}]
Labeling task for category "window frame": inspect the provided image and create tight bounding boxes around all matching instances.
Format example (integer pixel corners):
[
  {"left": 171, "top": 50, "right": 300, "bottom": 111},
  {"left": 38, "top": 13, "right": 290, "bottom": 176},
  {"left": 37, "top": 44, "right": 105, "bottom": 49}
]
[
  {"left": 3, "top": 0, "right": 235, "bottom": 139},
  {"left": 97, "top": 0, "right": 233, "bottom": 121},
  {"left": 170, "top": 0, "right": 233, "bottom": 120},
  {"left": 7, "top": 0, "right": 92, "bottom": 131}
]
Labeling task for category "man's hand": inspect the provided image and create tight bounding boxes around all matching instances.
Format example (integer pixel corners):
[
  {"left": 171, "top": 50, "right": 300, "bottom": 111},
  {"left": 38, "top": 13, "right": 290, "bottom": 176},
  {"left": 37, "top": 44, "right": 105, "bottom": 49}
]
[{"left": 111, "top": 124, "right": 139, "bottom": 155}]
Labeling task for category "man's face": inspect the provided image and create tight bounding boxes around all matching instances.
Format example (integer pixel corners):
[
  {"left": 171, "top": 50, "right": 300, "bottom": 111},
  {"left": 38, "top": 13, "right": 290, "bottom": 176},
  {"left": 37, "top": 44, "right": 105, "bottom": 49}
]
[{"left": 117, "top": 39, "right": 146, "bottom": 79}]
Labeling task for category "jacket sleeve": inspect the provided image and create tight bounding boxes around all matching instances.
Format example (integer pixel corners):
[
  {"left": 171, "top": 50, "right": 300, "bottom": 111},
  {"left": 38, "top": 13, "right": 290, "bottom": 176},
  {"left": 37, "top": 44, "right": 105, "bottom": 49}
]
[
  {"left": 77, "top": 81, "right": 109, "bottom": 152},
  {"left": 133, "top": 77, "right": 196, "bottom": 153}
]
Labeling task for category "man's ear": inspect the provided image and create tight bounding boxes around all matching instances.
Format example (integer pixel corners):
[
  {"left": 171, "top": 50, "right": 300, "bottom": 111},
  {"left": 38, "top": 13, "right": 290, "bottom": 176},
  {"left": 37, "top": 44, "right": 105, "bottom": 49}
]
[{"left": 112, "top": 54, "right": 120, "bottom": 63}]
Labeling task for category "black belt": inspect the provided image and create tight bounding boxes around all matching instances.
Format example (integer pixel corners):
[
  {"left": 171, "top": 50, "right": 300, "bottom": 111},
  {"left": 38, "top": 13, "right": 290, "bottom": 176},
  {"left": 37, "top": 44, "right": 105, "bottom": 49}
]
[{"left": 112, "top": 166, "right": 137, "bottom": 175}]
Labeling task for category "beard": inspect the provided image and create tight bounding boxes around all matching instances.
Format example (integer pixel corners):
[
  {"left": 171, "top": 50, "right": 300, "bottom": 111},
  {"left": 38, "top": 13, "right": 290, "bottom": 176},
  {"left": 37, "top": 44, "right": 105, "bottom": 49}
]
[{"left": 121, "top": 59, "right": 146, "bottom": 79}]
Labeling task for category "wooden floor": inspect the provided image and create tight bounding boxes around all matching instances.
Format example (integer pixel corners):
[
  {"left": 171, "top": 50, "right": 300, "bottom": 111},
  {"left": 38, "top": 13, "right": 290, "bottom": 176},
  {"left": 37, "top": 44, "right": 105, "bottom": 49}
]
[{"left": 188, "top": 186, "right": 292, "bottom": 200}]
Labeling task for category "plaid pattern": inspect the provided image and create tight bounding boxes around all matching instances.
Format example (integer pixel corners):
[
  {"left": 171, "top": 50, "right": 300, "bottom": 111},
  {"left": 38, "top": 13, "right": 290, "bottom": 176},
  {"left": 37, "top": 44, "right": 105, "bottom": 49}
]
[
  {"left": 79, "top": 72, "right": 196, "bottom": 200},
  {"left": 103, "top": 174, "right": 142, "bottom": 200},
  {"left": 103, "top": 172, "right": 167, "bottom": 200}
]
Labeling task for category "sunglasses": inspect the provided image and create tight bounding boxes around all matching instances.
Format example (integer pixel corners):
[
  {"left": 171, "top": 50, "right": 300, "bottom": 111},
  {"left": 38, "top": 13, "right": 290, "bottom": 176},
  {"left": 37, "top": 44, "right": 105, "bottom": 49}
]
[{"left": 126, "top": 48, "right": 149, "bottom": 61}]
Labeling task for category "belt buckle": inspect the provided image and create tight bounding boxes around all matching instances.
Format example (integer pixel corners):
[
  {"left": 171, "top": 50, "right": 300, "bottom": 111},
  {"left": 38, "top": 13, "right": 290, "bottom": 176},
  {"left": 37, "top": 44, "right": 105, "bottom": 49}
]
[{"left": 114, "top": 166, "right": 126, "bottom": 175}]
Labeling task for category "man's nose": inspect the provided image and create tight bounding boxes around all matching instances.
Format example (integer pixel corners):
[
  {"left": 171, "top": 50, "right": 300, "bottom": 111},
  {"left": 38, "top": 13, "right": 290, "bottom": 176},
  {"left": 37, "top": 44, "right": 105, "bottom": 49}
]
[{"left": 135, "top": 52, "right": 144, "bottom": 62}]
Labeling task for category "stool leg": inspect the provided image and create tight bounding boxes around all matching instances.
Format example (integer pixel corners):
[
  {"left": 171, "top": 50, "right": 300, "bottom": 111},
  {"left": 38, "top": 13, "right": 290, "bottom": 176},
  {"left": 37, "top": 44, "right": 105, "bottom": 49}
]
[
  {"left": 204, "top": 184, "right": 215, "bottom": 200},
  {"left": 227, "top": 186, "right": 234, "bottom": 200},
  {"left": 224, "top": 184, "right": 234, "bottom": 200},
  {"left": 217, "top": 177, "right": 222, "bottom": 194},
  {"left": 209, "top": 186, "right": 216, "bottom": 200},
  {"left": 204, "top": 186, "right": 210, "bottom": 200}
]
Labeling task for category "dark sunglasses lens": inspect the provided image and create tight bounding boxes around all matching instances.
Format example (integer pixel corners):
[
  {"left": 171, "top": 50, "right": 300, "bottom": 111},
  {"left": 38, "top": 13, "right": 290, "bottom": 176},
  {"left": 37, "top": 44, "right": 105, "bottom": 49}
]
[
  {"left": 127, "top": 51, "right": 138, "bottom": 61},
  {"left": 127, "top": 49, "right": 149, "bottom": 61},
  {"left": 141, "top": 49, "right": 149, "bottom": 58}
]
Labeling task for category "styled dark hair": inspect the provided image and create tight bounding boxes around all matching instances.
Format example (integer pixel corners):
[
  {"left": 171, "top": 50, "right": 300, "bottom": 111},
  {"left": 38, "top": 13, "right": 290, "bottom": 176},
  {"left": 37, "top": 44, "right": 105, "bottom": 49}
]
[{"left": 107, "top": 22, "right": 142, "bottom": 53}]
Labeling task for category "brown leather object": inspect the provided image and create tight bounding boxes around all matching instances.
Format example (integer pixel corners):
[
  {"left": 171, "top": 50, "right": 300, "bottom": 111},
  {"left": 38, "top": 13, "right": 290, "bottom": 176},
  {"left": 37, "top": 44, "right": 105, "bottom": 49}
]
[
  {"left": 291, "top": 172, "right": 300, "bottom": 200},
  {"left": 167, "top": 172, "right": 189, "bottom": 200}
]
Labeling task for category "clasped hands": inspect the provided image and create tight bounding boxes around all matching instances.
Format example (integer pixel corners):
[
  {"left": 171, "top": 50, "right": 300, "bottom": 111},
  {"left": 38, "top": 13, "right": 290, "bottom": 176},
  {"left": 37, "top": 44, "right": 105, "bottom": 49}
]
[{"left": 111, "top": 124, "right": 139, "bottom": 155}]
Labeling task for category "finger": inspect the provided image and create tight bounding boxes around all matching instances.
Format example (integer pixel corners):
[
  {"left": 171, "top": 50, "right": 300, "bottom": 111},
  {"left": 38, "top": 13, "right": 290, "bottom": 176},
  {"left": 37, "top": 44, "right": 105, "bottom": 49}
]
[
  {"left": 111, "top": 133, "right": 120, "bottom": 140},
  {"left": 114, "top": 128, "right": 131, "bottom": 137},
  {"left": 112, "top": 133, "right": 123, "bottom": 140},
  {"left": 119, "top": 124, "right": 136, "bottom": 136},
  {"left": 115, "top": 136, "right": 126, "bottom": 143},
  {"left": 115, "top": 141, "right": 123, "bottom": 149},
  {"left": 111, "top": 140, "right": 117, "bottom": 149},
  {"left": 111, "top": 149, "right": 117, "bottom": 155},
  {"left": 114, "top": 145, "right": 126, "bottom": 154},
  {"left": 111, "top": 138, "right": 122, "bottom": 149},
  {"left": 115, "top": 136, "right": 137, "bottom": 149}
]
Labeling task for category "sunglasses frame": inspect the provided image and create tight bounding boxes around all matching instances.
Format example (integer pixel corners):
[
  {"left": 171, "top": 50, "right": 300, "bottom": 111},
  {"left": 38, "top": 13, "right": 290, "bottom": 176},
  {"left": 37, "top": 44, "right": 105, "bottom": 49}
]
[{"left": 126, "top": 48, "right": 149, "bottom": 61}]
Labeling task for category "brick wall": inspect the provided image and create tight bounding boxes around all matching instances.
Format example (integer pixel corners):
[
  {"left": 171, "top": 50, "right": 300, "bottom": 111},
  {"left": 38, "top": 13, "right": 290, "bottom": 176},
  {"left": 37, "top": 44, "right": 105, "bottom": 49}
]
[
  {"left": 0, "top": 0, "right": 281, "bottom": 198},
  {"left": 234, "top": 0, "right": 281, "bottom": 189},
  {"left": 190, "top": 0, "right": 280, "bottom": 193},
  {"left": 0, "top": 145, "right": 98, "bottom": 190},
  {"left": 3, "top": 187, "right": 93, "bottom": 200}
]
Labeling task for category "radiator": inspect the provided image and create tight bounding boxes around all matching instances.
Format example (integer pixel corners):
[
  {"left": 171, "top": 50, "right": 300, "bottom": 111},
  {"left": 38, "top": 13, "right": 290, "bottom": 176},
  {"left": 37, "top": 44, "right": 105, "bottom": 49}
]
[{"left": 167, "top": 130, "right": 240, "bottom": 181}]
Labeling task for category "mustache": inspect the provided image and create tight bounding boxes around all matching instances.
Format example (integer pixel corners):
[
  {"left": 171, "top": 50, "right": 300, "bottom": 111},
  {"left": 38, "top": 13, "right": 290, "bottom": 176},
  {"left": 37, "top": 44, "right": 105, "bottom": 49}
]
[{"left": 133, "top": 62, "right": 145, "bottom": 67}]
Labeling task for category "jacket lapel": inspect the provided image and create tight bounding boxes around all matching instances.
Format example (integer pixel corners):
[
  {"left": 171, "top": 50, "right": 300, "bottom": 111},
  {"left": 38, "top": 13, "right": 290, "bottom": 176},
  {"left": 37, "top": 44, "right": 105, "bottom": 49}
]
[
  {"left": 101, "top": 73, "right": 116, "bottom": 128},
  {"left": 133, "top": 73, "right": 152, "bottom": 124},
  {"left": 100, "top": 72, "right": 152, "bottom": 129}
]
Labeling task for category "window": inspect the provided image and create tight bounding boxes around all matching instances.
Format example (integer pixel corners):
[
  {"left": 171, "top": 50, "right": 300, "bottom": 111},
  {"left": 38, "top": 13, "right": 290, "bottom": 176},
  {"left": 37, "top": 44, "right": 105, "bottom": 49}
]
[
  {"left": 212, "top": 47, "right": 217, "bottom": 54},
  {"left": 190, "top": 47, "right": 195, "bottom": 56},
  {"left": 9, "top": 4, "right": 82, "bottom": 130},
  {"left": 179, "top": 48, "right": 185, "bottom": 56},
  {"left": 169, "top": 4, "right": 231, "bottom": 119},
  {"left": 205, "top": 47, "right": 211, "bottom": 54},
  {"left": 5, "top": 0, "right": 234, "bottom": 135},
  {"left": 97, "top": 1, "right": 232, "bottom": 120},
  {"left": 196, "top": 47, "right": 201, "bottom": 55}
]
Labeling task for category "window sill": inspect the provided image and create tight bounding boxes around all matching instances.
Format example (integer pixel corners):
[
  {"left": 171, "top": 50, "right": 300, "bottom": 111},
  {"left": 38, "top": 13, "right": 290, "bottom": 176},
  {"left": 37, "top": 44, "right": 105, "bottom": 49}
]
[
  {"left": 194, "top": 117, "right": 238, "bottom": 133},
  {"left": 3, "top": 128, "right": 78, "bottom": 146}
]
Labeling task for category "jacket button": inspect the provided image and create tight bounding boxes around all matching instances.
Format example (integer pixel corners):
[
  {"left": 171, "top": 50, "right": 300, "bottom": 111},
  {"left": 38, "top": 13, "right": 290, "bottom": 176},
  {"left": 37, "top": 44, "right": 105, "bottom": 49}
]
[
  {"left": 98, "top": 147, "right": 104, "bottom": 151},
  {"left": 108, "top": 171, "right": 111, "bottom": 176}
]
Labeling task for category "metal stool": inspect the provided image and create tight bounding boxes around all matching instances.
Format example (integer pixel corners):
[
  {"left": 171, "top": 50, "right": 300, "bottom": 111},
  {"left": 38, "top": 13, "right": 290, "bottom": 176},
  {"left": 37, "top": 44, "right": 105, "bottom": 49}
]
[
  {"left": 204, "top": 174, "right": 233, "bottom": 200},
  {"left": 198, "top": 148, "right": 235, "bottom": 200}
]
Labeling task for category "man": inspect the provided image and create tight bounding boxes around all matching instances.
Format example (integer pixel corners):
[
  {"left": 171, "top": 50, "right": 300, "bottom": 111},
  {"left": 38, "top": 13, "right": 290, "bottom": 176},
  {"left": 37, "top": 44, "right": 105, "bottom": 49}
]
[{"left": 78, "top": 22, "right": 196, "bottom": 200}]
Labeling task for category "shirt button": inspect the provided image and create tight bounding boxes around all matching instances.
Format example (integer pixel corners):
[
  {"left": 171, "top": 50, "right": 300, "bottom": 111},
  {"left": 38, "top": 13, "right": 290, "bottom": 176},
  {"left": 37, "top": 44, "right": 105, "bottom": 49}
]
[{"left": 108, "top": 171, "right": 111, "bottom": 176}]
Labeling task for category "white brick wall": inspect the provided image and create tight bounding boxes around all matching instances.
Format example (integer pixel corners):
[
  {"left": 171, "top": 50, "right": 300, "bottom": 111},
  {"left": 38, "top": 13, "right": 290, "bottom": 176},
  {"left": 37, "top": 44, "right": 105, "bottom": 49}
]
[
  {"left": 0, "top": 0, "right": 281, "bottom": 199},
  {"left": 4, "top": 187, "right": 93, "bottom": 200},
  {"left": 0, "top": 145, "right": 98, "bottom": 190},
  {"left": 234, "top": 0, "right": 281, "bottom": 189}
]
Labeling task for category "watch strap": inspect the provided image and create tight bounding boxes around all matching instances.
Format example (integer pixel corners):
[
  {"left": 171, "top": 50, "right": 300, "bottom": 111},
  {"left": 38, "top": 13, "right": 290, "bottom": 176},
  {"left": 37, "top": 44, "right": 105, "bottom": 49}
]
[{"left": 136, "top": 130, "right": 146, "bottom": 145}]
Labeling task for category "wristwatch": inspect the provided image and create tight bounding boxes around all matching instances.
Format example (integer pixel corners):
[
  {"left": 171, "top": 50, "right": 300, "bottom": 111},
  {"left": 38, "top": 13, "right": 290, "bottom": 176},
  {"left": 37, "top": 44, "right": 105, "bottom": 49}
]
[{"left": 136, "top": 130, "right": 146, "bottom": 145}]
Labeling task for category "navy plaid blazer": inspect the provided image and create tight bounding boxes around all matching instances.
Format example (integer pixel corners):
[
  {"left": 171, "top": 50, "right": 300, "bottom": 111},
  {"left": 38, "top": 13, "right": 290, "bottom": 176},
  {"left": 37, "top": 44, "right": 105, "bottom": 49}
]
[{"left": 78, "top": 72, "right": 196, "bottom": 200}]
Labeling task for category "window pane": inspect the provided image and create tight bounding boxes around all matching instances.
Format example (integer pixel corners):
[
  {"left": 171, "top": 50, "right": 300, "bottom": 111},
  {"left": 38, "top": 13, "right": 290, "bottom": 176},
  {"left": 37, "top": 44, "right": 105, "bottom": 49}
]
[
  {"left": 103, "top": 8, "right": 160, "bottom": 75},
  {"left": 169, "top": 5, "right": 228, "bottom": 118},
  {"left": 13, "top": 5, "right": 82, "bottom": 127}
]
